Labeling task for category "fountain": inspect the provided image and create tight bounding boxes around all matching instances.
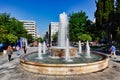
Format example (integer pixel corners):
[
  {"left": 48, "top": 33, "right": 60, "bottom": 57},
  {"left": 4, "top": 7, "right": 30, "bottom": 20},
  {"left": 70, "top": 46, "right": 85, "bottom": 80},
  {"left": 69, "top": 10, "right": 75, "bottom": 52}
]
[
  {"left": 58, "top": 12, "right": 68, "bottom": 47},
  {"left": 42, "top": 41, "right": 46, "bottom": 54},
  {"left": 65, "top": 38, "right": 72, "bottom": 62},
  {"left": 78, "top": 41, "right": 82, "bottom": 54},
  {"left": 85, "top": 41, "right": 91, "bottom": 58},
  {"left": 20, "top": 12, "right": 109, "bottom": 75},
  {"left": 38, "top": 43, "right": 43, "bottom": 59},
  {"left": 50, "top": 12, "right": 75, "bottom": 59}
]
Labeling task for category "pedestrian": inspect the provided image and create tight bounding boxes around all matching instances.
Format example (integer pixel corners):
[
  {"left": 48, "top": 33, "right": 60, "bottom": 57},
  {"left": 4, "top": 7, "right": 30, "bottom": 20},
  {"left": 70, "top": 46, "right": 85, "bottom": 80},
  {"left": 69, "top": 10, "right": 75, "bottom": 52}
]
[
  {"left": 16, "top": 45, "right": 20, "bottom": 55},
  {"left": 23, "top": 45, "right": 27, "bottom": 54},
  {"left": 109, "top": 43, "right": 117, "bottom": 59},
  {"left": 6, "top": 45, "right": 13, "bottom": 61}
]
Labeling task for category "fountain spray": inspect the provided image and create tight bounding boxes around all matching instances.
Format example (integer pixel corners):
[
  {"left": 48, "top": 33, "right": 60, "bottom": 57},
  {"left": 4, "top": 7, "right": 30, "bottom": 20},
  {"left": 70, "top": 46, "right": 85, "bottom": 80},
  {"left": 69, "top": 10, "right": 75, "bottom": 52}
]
[
  {"left": 43, "top": 41, "right": 46, "bottom": 54},
  {"left": 78, "top": 41, "right": 82, "bottom": 54},
  {"left": 65, "top": 38, "right": 72, "bottom": 62},
  {"left": 85, "top": 41, "right": 91, "bottom": 58},
  {"left": 38, "top": 43, "right": 43, "bottom": 59}
]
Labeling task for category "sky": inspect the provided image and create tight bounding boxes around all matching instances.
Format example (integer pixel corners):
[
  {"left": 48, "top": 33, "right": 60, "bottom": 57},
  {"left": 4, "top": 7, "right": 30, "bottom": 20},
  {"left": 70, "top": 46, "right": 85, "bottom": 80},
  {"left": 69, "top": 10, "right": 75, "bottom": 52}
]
[{"left": 0, "top": 0, "right": 96, "bottom": 37}]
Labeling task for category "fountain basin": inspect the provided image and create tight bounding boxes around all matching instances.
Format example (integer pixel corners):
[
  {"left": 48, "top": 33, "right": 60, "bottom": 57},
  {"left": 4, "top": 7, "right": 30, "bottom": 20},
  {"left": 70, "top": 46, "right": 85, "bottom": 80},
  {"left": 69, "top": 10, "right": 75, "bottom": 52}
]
[
  {"left": 50, "top": 47, "right": 78, "bottom": 57},
  {"left": 20, "top": 51, "right": 109, "bottom": 75}
]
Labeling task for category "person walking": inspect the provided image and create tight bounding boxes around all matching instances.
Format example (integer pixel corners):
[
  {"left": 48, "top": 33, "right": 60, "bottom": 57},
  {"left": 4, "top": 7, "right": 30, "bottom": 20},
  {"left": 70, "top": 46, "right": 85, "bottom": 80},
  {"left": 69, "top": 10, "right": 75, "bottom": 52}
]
[
  {"left": 23, "top": 45, "right": 27, "bottom": 54},
  {"left": 109, "top": 44, "right": 117, "bottom": 59},
  {"left": 16, "top": 45, "right": 20, "bottom": 55},
  {"left": 6, "top": 45, "right": 13, "bottom": 61}
]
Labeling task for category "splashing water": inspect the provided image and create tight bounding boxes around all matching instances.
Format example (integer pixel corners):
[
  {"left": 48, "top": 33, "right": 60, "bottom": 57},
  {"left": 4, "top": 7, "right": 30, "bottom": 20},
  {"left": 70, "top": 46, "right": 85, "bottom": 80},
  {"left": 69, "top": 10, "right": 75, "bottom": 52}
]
[
  {"left": 58, "top": 12, "right": 68, "bottom": 47},
  {"left": 43, "top": 41, "right": 46, "bottom": 54},
  {"left": 38, "top": 43, "right": 43, "bottom": 59},
  {"left": 65, "top": 38, "right": 72, "bottom": 62},
  {"left": 85, "top": 41, "right": 91, "bottom": 58},
  {"left": 78, "top": 41, "right": 82, "bottom": 54}
]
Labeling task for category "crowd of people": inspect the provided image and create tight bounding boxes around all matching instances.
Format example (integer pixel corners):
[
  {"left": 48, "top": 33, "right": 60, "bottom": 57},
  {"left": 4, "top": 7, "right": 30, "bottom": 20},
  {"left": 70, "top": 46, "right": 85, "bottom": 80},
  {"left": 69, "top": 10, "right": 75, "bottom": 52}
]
[{"left": 2, "top": 44, "right": 27, "bottom": 62}]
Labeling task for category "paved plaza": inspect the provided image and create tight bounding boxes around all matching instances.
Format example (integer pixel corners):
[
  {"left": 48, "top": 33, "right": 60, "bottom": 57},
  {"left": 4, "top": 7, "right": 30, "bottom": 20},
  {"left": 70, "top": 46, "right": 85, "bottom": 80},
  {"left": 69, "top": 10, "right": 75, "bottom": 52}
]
[{"left": 0, "top": 47, "right": 120, "bottom": 80}]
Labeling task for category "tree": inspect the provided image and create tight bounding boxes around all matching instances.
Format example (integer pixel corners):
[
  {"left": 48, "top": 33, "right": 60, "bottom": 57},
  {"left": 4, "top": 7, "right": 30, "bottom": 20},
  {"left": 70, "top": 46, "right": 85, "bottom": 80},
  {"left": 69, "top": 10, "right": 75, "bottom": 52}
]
[
  {"left": 35, "top": 37, "right": 44, "bottom": 43},
  {"left": 95, "top": 0, "right": 114, "bottom": 26},
  {"left": 69, "top": 11, "right": 88, "bottom": 42},
  {"left": 26, "top": 34, "right": 34, "bottom": 44},
  {"left": 116, "top": 27, "right": 120, "bottom": 45},
  {"left": 116, "top": 0, "right": 120, "bottom": 13},
  {"left": 52, "top": 32, "right": 58, "bottom": 45},
  {"left": 3, "top": 34, "right": 18, "bottom": 44},
  {"left": 115, "top": 0, "right": 120, "bottom": 44},
  {"left": 0, "top": 26, "right": 7, "bottom": 43},
  {"left": 85, "top": 20, "right": 99, "bottom": 41},
  {"left": 0, "top": 13, "right": 10, "bottom": 25},
  {"left": 78, "top": 34, "right": 92, "bottom": 42},
  {"left": 0, "top": 13, "right": 30, "bottom": 45},
  {"left": 95, "top": 0, "right": 114, "bottom": 43}
]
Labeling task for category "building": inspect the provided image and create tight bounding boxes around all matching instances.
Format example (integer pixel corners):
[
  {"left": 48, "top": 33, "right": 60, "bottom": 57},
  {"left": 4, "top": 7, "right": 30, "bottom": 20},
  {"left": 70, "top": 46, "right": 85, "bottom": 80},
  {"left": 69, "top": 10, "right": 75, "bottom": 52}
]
[
  {"left": 48, "top": 22, "right": 59, "bottom": 46},
  {"left": 20, "top": 20, "right": 38, "bottom": 38},
  {"left": 50, "top": 22, "right": 59, "bottom": 37}
]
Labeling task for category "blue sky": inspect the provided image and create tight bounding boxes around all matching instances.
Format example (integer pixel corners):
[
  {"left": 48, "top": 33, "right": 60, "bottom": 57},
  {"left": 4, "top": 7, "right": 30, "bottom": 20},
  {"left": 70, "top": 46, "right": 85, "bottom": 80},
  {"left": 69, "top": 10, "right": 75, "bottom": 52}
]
[{"left": 0, "top": 0, "right": 96, "bottom": 37}]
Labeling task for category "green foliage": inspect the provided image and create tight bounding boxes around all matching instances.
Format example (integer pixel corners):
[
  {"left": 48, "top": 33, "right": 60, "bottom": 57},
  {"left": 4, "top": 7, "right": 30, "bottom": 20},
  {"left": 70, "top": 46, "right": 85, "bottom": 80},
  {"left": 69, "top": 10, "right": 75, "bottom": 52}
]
[
  {"left": 95, "top": 0, "right": 120, "bottom": 45},
  {"left": 95, "top": 0, "right": 118, "bottom": 44},
  {"left": 101, "top": 30, "right": 107, "bottom": 38},
  {"left": 85, "top": 20, "right": 99, "bottom": 41},
  {"left": 69, "top": 11, "right": 88, "bottom": 42},
  {"left": 4, "top": 34, "right": 18, "bottom": 44},
  {"left": 116, "top": 27, "right": 120, "bottom": 45},
  {"left": 40, "top": 38, "right": 44, "bottom": 43},
  {"left": 37, "top": 37, "right": 44, "bottom": 43},
  {"left": 0, "top": 26, "right": 7, "bottom": 43},
  {"left": 95, "top": 0, "right": 114, "bottom": 26},
  {"left": 27, "top": 34, "right": 34, "bottom": 43},
  {"left": 78, "top": 34, "right": 92, "bottom": 42},
  {"left": 0, "top": 13, "right": 10, "bottom": 25},
  {"left": 52, "top": 32, "right": 58, "bottom": 43},
  {"left": 115, "top": 0, "right": 120, "bottom": 27},
  {"left": 116, "top": 0, "right": 120, "bottom": 13},
  {"left": 0, "top": 12, "right": 30, "bottom": 44}
]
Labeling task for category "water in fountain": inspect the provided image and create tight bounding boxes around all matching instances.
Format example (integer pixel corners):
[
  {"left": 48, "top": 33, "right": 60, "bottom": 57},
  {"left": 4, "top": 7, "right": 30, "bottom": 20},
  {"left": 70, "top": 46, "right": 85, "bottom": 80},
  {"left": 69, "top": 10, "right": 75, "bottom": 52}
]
[
  {"left": 85, "top": 41, "right": 91, "bottom": 58},
  {"left": 58, "top": 12, "right": 68, "bottom": 47},
  {"left": 78, "top": 41, "right": 82, "bottom": 54},
  {"left": 43, "top": 41, "right": 46, "bottom": 54},
  {"left": 74, "top": 50, "right": 80, "bottom": 57},
  {"left": 38, "top": 43, "right": 43, "bottom": 59},
  {"left": 74, "top": 41, "right": 82, "bottom": 57},
  {"left": 65, "top": 38, "right": 72, "bottom": 62}
]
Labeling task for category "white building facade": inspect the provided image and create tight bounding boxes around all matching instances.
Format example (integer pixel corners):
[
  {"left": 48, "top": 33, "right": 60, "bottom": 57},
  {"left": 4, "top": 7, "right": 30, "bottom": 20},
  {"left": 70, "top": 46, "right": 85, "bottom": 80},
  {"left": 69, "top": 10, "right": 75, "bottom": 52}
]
[
  {"left": 47, "top": 22, "right": 59, "bottom": 46},
  {"left": 51, "top": 22, "right": 59, "bottom": 36},
  {"left": 49, "top": 22, "right": 59, "bottom": 41},
  {"left": 20, "top": 20, "right": 38, "bottom": 38}
]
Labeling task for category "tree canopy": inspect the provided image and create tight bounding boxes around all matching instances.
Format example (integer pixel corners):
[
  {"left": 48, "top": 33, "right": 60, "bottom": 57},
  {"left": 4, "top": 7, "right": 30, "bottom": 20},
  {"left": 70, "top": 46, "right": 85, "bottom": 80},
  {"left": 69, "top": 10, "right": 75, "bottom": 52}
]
[
  {"left": 95, "top": 0, "right": 120, "bottom": 45},
  {"left": 68, "top": 11, "right": 94, "bottom": 42},
  {"left": 0, "top": 13, "right": 33, "bottom": 45}
]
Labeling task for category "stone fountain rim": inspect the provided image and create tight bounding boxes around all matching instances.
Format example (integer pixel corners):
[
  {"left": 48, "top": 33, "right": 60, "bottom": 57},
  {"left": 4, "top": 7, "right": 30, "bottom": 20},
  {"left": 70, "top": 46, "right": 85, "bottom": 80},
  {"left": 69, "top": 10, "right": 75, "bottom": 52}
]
[{"left": 20, "top": 51, "right": 108, "bottom": 67}]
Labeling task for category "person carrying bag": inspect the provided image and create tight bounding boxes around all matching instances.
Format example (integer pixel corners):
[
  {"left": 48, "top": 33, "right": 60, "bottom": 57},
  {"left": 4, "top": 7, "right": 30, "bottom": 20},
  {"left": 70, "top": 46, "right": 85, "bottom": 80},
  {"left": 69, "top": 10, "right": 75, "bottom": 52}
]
[{"left": 6, "top": 45, "right": 13, "bottom": 61}]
